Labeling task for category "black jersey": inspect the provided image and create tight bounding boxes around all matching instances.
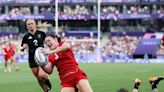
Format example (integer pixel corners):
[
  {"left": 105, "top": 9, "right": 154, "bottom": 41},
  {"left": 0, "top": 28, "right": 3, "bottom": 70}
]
[{"left": 21, "top": 31, "right": 46, "bottom": 53}]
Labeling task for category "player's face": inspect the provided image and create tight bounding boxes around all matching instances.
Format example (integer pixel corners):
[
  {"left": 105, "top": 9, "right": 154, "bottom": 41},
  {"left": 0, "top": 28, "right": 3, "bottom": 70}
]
[
  {"left": 45, "top": 36, "right": 58, "bottom": 49},
  {"left": 26, "top": 19, "right": 37, "bottom": 32}
]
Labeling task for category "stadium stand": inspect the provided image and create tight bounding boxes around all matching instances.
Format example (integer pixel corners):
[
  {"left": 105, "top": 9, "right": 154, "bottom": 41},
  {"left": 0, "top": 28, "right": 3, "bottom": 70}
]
[{"left": 0, "top": 0, "right": 164, "bottom": 63}]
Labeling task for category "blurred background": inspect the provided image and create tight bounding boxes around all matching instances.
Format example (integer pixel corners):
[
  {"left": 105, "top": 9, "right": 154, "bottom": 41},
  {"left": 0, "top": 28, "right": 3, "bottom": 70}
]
[
  {"left": 0, "top": 0, "right": 164, "bottom": 92},
  {"left": 0, "top": 0, "right": 164, "bottom": 63}
]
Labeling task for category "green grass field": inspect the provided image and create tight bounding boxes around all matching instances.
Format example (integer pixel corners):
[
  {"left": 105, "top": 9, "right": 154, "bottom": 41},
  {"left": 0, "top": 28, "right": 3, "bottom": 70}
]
[{"left": 0, "top": 63, "right": 164, "bottom": 92}]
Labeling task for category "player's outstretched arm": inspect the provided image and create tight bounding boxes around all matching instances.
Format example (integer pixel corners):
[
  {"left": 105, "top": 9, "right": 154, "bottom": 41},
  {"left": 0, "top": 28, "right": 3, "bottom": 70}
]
[{"left": 43, "top": 42, "right": 71, "bottom": 55}]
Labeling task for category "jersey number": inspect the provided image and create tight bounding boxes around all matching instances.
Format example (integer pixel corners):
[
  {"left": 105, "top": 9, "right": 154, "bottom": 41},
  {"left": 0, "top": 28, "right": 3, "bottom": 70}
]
[
  {"left": 33, "top": 40, "right": 38, "bottom": 46},
  {"left": 54, "top": 53, "right": 59, "bottom": 60}
]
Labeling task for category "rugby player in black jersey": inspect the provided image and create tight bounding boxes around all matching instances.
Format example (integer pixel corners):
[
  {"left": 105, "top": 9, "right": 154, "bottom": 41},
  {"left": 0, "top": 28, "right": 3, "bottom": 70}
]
[{"left": 21, "top": 19, "right": 51, "bottom": 92}]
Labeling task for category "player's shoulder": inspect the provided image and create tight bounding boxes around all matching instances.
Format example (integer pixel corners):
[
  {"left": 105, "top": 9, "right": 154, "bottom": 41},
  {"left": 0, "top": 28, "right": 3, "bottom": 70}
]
[
  {"left": 23, "top": 32, "right": 30, "bottom": 38},
  {"left": 36, "top": 30, "right": 46, "bottom": 34}
]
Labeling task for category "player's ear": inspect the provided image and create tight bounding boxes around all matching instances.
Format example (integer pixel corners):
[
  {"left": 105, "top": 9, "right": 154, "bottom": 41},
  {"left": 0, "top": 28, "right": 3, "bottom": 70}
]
[
  {"left": 54, "top": 37, "right": 59, "bottom": 43},
  {"left": 47, "top": 34, "right": 61, "bottom": 43},
  {"left": 52, "top": 35, "right": 61, "bottom": 43}
]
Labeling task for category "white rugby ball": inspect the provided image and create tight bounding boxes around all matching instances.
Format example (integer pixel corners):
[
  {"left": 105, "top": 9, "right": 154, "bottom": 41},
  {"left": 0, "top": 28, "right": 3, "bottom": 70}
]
[{"left": 34, "top": 47, "right": 48, "bottom": 66}]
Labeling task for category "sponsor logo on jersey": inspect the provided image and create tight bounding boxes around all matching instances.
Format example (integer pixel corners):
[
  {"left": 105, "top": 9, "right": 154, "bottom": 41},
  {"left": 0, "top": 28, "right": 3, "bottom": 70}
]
[
  {"left": 38, "top": 34, "right": 41, "bottom": 38},
  {"left": 28, "top": 36, "right": 32, "bottom": 39}
]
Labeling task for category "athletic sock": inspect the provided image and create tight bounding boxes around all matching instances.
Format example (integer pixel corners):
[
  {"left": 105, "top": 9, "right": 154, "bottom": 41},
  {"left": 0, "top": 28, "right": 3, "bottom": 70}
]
[
  {"left": 133, "top": 79, "right": 141, "bottom": 89},
  {"left": 44, "top": 79, "right": 52, "bottom": 90},
  {"left": 7, "top": 66, "right": 11, "bottom": 72},
  {"left": 149, "top": 76, "right": 164, "bottom": 90},
  {"left": 156, "top": 76, "right": 164, "bottom": 84}
]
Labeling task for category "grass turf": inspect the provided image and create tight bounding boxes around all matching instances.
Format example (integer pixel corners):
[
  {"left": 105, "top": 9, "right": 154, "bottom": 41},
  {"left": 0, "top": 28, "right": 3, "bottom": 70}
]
[{"left": 0, "top": 63, "right": 164, "bottom": 92}]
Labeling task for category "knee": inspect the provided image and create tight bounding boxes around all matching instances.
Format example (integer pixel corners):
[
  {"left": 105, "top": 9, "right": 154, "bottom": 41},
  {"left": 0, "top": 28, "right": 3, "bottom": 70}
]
[
  {"left": 7, "top": 60, "right": 11, "bottom": 64},
  {"left": 33, "top": 73, "right": 43, "bottom": 81}
]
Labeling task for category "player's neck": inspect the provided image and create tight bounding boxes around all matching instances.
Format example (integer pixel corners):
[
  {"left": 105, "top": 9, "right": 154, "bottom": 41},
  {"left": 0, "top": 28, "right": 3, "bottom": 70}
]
[{"left": 29, "top": 29, "right": 37, "bottom": 35}]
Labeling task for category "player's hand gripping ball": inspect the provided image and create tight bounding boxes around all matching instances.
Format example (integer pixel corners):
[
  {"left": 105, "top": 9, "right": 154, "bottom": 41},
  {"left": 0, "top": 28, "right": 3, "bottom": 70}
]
[{"left": 35, "top": 47, "right": 48, "bottom": 67}]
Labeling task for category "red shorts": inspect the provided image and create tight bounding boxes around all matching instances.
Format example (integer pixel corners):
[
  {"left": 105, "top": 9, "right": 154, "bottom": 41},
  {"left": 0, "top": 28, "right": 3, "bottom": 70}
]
[
  {"left": 4, "top": 55, "right": 11, "bottom": 61},
  {"left": 60, "top": 68, "right": 88, "bottom": 90}
]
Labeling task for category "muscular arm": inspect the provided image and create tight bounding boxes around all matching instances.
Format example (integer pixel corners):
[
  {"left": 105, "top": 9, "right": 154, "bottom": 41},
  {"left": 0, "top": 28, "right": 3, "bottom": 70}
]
[
  {"left": 42, "top": 62, "right": 54, "bottom": 74},
  {"left": 44, "top": 42, "right": 71, "bottom": 55},
  {"left": 52, "top": 42, "right": 70, "bottom": 53}
]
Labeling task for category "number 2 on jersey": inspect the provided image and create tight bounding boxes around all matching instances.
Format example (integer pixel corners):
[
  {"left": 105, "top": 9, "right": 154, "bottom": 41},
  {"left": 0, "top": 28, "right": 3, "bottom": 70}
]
[{"left": 33, "top": 39, "right": 38, "bottom": 46}]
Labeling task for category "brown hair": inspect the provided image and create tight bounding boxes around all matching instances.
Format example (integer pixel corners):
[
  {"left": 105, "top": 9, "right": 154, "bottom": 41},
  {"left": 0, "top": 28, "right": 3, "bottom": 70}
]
[{"left": 48, "top": 34, "right": 61, "bottom": 43}]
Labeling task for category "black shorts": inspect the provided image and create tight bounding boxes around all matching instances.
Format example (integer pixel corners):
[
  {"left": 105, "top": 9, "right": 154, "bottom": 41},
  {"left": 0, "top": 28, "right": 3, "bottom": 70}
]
[{"left": 28, "top": 52, "right": 38, "bottom": 68}]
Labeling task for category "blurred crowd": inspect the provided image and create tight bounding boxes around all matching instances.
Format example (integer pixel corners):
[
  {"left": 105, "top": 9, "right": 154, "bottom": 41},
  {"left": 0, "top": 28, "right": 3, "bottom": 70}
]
[
  {"left": 0, "top": 35, "right": 97, "bottom": 57},
  {"left": 39, "top": 7, "right": 55, "bottom": 15},
  {"left": 0, "top": 4, "right": 163, "bottom": 16},
  {"left": 1, "top": 33, "right": 164, "bottom": 63},
  {"left": 10, "top": 7, "right": 31, "bottom": 16},
  {"left": 63, "top": 36, "right": 97, "bottom": 54},
  {"left": 101, "top": 5, "right": 164, "bottom": 14},
  {"left": 60, "top": 5, "right": 90, "bottom": 15},
  {"left": 0, "top": 35, "right": 18, "bottom": 44},
  {"left": 0, "top": 6, "right": 55, "bottom": 16},
  {"left": 102, "top": 36, "right": 141, "bottom": 55}
]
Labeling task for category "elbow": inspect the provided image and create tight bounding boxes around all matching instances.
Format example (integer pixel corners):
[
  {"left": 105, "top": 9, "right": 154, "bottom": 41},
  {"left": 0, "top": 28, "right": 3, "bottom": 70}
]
[
  {"left": 47, "top": 70, "right": 53, "bottom": 74},
  {"left": 44, "top": 69, "right": 53, "bottom": 74},
  {"left": 42, "top": 67, "right": 53, "bottom": 74}
]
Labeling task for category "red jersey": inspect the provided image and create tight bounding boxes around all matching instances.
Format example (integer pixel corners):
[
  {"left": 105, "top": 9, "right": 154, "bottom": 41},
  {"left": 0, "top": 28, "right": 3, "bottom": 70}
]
[
  {"left": 48, "top": 41, "right": 79, "bottom": 79},
  {"left": 3, "top": 47, "right": 12, "bottom": 60}
]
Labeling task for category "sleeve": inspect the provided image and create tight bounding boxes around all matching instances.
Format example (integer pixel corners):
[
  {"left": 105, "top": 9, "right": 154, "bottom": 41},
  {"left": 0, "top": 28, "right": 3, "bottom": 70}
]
[
  {"left": 21, "top": 35, "right": 28, "bottom": 46},
  {"left": 48, "top": 54, "right": 56, "bottom": 64}
]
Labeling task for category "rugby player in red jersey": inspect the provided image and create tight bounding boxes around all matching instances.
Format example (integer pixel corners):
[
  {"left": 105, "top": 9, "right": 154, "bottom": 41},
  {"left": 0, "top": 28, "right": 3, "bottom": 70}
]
[
  {"left": 41, "top": 35, "right": 93, "bottom": 92},
  {"left": 3, "top": 42, "right": 12, "bottom": 72}
]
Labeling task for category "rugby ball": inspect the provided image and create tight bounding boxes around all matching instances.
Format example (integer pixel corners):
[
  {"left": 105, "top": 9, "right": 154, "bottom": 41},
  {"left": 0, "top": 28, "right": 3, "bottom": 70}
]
[{"left": 34, "top": 47, "right": 48, "bottom": 67}]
